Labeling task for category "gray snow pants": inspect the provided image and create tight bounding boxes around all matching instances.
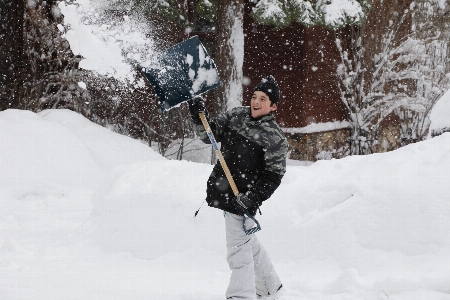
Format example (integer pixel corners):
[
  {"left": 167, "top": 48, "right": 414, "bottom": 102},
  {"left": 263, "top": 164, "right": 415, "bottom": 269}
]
[{"left": 225, "top": 213, "right": 282, "bottom": 300}]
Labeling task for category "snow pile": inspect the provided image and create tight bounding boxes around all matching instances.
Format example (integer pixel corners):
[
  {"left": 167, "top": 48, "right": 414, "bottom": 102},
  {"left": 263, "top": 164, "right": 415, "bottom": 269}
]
[
  {"left": 59, "top": 0, "right": 156, "bottom": 81},
  {"left": 0, "top": 110, "right": 102, "bottom": 192},
  {"left": 430, "top": 88, "right": 450, "bottom": 136},
  {"left": 86, "top": 159, "right": 219, "bottom": 259},
  {"left": 88, "top": 128, "right": 450, "bottom": 298},
  {"left": 268, "top": 136, "right": 450, "bottom": 296},
  {"left": 0, "top": 109, "right": 162, "bottom": 191},
  {"left": 1, "top": 109, "right": 449, "bottom": 299}
]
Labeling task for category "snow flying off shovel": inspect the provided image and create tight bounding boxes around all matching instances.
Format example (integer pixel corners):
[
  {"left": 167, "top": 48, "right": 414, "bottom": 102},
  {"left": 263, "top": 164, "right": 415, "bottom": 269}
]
[{"left": 140, "top": 36, "right": 260, "bottom": 235}]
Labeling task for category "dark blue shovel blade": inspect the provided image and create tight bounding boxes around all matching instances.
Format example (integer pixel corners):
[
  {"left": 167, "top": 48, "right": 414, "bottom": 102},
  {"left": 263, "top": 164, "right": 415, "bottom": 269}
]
[{"left": 140, "top": 36, "right": 220, "bottom": 111}]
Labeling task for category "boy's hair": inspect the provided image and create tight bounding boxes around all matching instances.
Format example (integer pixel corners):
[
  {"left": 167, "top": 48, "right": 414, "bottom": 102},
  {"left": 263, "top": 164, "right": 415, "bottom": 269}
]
[{"left": 254, "top": 75, "right": 280, "bottom": 105}]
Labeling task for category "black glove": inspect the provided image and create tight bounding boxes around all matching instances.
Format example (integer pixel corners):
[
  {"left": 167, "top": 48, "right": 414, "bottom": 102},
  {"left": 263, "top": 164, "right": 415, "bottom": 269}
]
[
  {"left": 232, "top": 192, "right": 255, "bottom": 216},
  {"left": 188, "top": 97, "right": 208, "bottom": 125}
]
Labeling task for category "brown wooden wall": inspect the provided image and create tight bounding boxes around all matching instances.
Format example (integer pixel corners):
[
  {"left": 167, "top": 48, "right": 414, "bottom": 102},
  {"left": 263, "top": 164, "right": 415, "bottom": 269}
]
[{"left": 242, "top": 1, "right": 347, "bottom": 128}]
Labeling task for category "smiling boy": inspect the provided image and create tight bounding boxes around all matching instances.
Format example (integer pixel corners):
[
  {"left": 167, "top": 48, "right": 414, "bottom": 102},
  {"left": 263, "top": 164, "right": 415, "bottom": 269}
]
[{"left": 188, "top": 76, "right": 288, "bottom": 300}]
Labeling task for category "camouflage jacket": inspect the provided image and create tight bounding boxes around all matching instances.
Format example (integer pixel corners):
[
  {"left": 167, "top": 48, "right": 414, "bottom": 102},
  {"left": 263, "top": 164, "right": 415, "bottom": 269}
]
[{"left": 194, "top": 106, "right": 288, "bottom": 216}]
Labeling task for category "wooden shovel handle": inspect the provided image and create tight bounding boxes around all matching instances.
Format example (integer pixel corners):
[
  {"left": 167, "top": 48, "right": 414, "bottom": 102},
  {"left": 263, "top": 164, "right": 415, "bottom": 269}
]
[{"left": 199, "top": 112, "right": 240, "bottom": 197}]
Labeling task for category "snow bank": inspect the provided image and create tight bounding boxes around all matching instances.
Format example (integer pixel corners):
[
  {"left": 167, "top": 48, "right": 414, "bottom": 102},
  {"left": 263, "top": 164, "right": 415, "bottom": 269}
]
[
  {"left": 85, "top": 159, "right": 226, "bottom": 259},
  {"left": 0, "top": 109, "right": 162, "bottom": 193},
  {"left": 0, "top": 109, "right": 102, "bottom": 191},
  {"left": 87, "top": 122, "right": 450, "bottom": 297},
  {"left": 38, "top": 109, "right": 163, "bottom": 168},
  {"left": 1, "top": 108, "right": 449, "bottom": 299},
  {"left": 263, "top": 133, "right": 450, "bottom": 296}
]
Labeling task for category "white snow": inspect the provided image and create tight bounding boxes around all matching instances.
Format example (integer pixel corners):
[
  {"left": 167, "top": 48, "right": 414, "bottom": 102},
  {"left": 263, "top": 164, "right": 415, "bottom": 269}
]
[
  {"left": 430, "top": 88, "right": 450, "bottom": 134},
  {"left": 77, "top": 81, "right": 87, "bottom": 89},
  {"left": 253, "top": 0, "right": 367, "bottom": 28},
  {"left": 58, "top": 0, "right": 157, "bottom": 82},
  {"left": 322, "top": 0, "right": 365, "bottom": 28},
  {"left": 190, "top": 44, "right": 220, "bottom": 95},
  {"left": 253, "top": 0, "right": 287, "bottom": 24},
  {"left": 225, "top": 4, "right": 245, "bottom": 110},
  {"left": 59, "top": 1, "right": 131, "bottom": 81},
  {"left": 282, "top": 120, "right": 352, "bottom": 134},
  {"left": 289, "top": 0, "right": 317, "bottom": 26},
  {"left": 57, "top": 23, "right": 65, "bottom": 32},
  {"left": 1, "top": 108, "right": 449, "bottom": 300}
]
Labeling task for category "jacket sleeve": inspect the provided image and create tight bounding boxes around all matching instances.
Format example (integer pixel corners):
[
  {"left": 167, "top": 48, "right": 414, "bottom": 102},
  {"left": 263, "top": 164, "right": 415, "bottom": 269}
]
[
  {"left": 192, "top": 109, "right": 233, "bottom": 144},
  {"left": 248, "top": 137, "right": 288, "bottom": 205}
]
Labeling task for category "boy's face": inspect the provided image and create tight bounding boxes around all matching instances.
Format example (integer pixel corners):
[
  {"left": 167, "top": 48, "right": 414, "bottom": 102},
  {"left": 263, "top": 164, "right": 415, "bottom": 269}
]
[{"left": 251, "top": 91, "right": 277, "bottom": 118}]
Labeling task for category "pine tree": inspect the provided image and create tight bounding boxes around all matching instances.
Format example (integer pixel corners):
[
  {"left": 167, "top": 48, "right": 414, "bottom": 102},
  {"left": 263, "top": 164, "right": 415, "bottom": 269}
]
[{"left": 250, "top": 0, "right": 371, "bottom": 29}]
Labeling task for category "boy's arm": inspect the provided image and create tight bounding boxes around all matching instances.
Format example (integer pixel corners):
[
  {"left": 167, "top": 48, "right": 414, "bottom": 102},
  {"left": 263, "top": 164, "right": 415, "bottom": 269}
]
[
  {"left": 188, "top": 98, "right": 230, "bottom": 143},
  {"left": 247, "top": 138, "right": 289, "bottom": 205}
]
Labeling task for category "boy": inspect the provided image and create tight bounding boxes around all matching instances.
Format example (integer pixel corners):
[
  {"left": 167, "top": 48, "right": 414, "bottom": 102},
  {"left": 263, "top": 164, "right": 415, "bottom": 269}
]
[{"left": 188, "top": 76, "right": 288, "bottom": 300}]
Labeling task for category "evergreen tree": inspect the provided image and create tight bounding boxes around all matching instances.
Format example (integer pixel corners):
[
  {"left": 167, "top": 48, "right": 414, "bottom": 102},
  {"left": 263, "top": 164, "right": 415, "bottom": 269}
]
[
  {"left": 250, "top": 0, "right": 371, "bottom": 29},
  {"left": 194, "top": 0, "right": 371, "bottom": 29}
]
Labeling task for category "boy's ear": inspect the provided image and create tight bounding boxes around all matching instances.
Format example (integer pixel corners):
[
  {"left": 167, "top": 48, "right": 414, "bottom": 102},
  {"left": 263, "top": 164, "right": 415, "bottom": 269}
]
[{"left": 270, "top": 103, "right": 277, "bottom": 112}]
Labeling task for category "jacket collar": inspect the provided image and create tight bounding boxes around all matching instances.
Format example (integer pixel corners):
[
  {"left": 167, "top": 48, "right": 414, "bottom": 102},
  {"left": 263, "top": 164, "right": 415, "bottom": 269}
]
[{"left": 246, "top": 107, "right": 274, "bottom": 125}]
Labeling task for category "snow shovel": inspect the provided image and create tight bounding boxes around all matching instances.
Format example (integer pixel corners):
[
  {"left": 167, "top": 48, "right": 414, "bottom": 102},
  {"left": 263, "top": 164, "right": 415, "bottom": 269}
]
[
  {"left": 140, "top": 36, "right": 261, "bottom": 235},
  {"left": 140, "top": 36, "right": 221, "bottom": 111}
]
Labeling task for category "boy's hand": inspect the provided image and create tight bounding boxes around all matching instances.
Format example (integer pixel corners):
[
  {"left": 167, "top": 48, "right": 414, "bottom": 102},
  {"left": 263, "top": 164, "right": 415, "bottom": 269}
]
[
  {"left": 232, "top": 193, "right": 254, "bottom": 215},
  {"left": 188, "top": 97, "right": 208, "bottom": 125}
]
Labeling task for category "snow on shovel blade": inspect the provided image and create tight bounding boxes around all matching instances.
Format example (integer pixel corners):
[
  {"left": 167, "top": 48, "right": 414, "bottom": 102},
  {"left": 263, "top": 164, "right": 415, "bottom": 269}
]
[{"left": 140, "top": 36, "right": 220, "bottom": 111}]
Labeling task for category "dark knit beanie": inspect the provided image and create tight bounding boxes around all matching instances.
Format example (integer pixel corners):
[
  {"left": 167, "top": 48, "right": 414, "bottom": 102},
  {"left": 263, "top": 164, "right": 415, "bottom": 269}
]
[{"left": 253, "top": 75, "right": 280, "bottom": 104}]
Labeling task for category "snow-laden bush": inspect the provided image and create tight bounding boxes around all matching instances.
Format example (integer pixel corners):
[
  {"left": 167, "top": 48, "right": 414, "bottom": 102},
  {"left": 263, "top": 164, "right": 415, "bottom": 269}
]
[{"left": 335, "top": 0, "right": 450, "bottom": 154}]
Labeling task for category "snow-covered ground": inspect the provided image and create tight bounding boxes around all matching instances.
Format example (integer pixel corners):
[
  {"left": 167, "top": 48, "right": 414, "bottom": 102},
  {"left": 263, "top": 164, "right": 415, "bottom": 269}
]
[{"left": 1, "top": 109, "right": 449, "bottom": 300}]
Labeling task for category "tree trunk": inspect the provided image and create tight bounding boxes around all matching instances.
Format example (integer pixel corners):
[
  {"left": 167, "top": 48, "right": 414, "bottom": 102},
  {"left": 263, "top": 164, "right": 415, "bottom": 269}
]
[
  {"left": 0, "top": 0, "right": 25, "bottom": 110},
  {"left": 213, "top": 0, "right": 244, "bottom": 113}
]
